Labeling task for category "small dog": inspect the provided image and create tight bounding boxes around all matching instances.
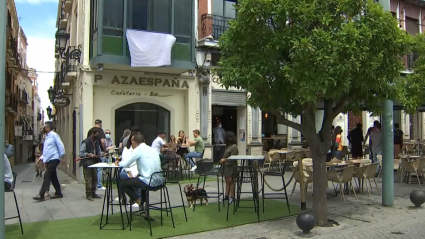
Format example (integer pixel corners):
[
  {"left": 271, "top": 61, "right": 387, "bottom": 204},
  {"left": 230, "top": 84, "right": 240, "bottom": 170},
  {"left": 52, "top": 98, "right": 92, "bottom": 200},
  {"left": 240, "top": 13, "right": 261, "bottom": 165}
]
[{"left": 183, "top": 184, "right": 208, "bottom": 208}]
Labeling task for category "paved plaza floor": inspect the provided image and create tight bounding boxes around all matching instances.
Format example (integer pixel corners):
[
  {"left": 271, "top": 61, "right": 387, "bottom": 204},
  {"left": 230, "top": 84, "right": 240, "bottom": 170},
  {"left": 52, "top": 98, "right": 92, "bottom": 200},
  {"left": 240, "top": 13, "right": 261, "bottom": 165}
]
[{"left": 5, "top": 162, "right": 425, "bottom": 238}]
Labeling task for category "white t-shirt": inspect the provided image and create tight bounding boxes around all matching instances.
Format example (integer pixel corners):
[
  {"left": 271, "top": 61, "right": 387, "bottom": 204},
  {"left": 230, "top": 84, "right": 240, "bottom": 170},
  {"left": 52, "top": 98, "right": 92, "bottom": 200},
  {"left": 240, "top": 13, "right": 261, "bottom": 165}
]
[
  {"left": 370, "top": 130, "right": 383, "bottom": 153},
  {"left": 119, "top": 143, "right": 163, "bottom": 186},
  {"left": 4, "top": 154, "right": 13, "bottom": 184},
  {"left": 151, "top": 136, "right": 165, "bottom": 153},
  {"left": 121, "top": 147, "right": 139, "bottom": 175}
]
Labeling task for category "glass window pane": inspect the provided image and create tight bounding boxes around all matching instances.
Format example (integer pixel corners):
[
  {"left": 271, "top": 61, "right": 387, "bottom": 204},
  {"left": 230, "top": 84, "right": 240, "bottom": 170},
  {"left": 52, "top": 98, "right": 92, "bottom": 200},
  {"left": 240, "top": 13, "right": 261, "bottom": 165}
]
[
  {"left": 212, "top": 0, "right": 223, "bottom": 16},
  {"left": 150, "top": 0, "right": 171, "bottom": 33},
  {"left": 103, "top": 0, "right": 123, "bottom": 36},
  {"left": 127, "top": 0, "right": 148, "bottom": 30},
  {"left": 174, "top": 0, "right": 192, "bottom": 36},
  {"left": 224, "top": 1, "right": 236, "bottom": 18}
]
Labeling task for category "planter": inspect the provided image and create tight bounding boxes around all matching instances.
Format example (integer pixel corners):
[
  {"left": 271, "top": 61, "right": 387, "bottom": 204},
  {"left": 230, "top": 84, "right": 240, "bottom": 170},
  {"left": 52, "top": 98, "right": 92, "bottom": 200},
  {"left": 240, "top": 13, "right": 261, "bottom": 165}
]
[
  {"left": 296, "top": 212, "right": 315, "bottom": 233},
  {"left": 410, "top": 190, "right": 425, "bottom": 207}
]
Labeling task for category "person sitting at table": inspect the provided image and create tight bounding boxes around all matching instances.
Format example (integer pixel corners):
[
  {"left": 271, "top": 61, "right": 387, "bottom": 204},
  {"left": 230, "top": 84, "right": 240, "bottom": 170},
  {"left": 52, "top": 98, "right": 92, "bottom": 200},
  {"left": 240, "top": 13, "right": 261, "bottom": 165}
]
[
  {"left": 176, "top": 130, "right": 189, "bottom": 157},
  {"left": 219, "top": 131, "right": 239, "bottom": 204},
  {"left": 117, "top": 134, "right": 163, "bottom": 219},
  {"left": 4, "top": 153, "right": 13, "bottom": 191},
  {"left": 161, "top": 135, "right": 181, "bottom": 169},
  {"left": 79, "top": 128, "right": 102, "bottom": 201},
  {"left": 115, "top": 134, "right": 141, "bottom": 208},
  {"left": 183, "top": 129, "right": 205, "bottom": 172}
]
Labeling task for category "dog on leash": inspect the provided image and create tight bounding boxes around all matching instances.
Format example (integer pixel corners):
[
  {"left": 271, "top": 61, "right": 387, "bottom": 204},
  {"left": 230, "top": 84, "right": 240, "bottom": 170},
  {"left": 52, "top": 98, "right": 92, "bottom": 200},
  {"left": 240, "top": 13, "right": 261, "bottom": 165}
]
[{"left": 183, "top": 184, "right": 208, "bottom": 208}]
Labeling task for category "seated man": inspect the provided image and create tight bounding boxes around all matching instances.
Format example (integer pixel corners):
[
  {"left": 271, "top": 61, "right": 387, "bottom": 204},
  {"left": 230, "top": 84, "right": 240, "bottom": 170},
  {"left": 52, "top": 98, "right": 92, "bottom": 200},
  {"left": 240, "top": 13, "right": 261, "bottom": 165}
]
[
  {"left": 4, "top": 153, "right": 13, "bottom": 191},
  {"left": 183, "top": 129, "right": 205, "bottom": 172},
  {"left": 117, "top": 134, "right": 163, "bottom": 220},
  {"left": 79, "top": 129, "right": 102, "bottom": 201}
]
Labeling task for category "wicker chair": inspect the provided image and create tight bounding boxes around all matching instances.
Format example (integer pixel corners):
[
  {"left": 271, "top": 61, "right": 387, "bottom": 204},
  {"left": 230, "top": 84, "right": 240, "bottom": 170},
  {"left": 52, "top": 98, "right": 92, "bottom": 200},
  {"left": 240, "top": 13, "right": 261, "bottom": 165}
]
[
  {"left": 290, "top": 160, "right": 313, "bottom": 200},
  {"left": 354, "top": 163, "right": 380, "bottom": 196},
  {"left": 400, "top": 158, "right": 422, "bottom": 186},
  {"left": 327, "top": 165, "right": 358, "bottom": 201}
]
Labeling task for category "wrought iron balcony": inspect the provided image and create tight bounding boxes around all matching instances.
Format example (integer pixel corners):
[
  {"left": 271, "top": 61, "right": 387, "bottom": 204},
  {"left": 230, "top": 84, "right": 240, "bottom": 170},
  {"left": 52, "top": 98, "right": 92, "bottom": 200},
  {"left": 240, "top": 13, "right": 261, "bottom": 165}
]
[
  {"left": 200, "top": 14, "right": 234, "bottom": 40},
  {"left": 407, "top": 53, "right": 419, "bottom": 70},
  {"left": 6, "top": 94, "right": 18, "bottom": 114},
  {"left": 19, "top": 90, "right": 28, "bottom": 104},
  {"left": 6, "top": 29, "right": 19, "bottom": 65}
]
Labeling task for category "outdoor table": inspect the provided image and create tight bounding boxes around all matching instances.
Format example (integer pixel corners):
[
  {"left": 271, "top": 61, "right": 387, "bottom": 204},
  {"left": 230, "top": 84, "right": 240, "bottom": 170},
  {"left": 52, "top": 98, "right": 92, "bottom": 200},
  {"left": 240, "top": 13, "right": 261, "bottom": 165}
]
[
  {"left": 227, "top": 155, "right": 264, "bottom": 222},
  {"left": 88, "top": 163, "right": 128, "bottom": 230}
]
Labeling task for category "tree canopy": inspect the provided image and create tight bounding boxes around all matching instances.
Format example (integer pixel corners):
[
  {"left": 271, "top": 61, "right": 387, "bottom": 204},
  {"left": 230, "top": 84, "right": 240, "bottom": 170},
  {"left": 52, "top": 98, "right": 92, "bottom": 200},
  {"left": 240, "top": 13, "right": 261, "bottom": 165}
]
[
  {"left": 217, "top": 0, "right": 424, "bottom": 135},
  {"left": 215, "top": 0, "right": 425, "bottom": 226}
]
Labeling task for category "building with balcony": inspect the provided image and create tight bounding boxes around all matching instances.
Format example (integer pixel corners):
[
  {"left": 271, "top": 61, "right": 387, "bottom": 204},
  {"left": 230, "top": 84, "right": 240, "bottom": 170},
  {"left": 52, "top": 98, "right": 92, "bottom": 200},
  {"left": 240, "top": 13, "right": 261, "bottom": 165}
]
[
  {"left": 5, "top": 0, "right": 39, "bottom": 166},
  {"left": 51, "top": 0, "right": 263, "bottom": 181}
]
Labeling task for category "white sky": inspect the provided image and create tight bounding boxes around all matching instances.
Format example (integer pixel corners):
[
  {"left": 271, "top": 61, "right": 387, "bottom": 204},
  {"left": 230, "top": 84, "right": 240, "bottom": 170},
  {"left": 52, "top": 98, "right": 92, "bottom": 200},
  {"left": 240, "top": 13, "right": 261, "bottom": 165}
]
[{"left": 26, "top": 37, "right": 55, "bottom": 120}]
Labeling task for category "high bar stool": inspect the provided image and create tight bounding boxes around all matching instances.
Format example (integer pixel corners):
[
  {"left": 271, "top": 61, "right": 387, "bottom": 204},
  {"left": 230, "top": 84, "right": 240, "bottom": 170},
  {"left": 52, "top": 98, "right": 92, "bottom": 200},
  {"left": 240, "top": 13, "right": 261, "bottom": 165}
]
[
  {"left": 5, "top": 172, "right": 23, "bottom": 234},
  {"left": 129, "top": 172, "right": 175, "bottom": 236},
  {"left": 261, "top": 160, "right": 291, "bottom": 214}
]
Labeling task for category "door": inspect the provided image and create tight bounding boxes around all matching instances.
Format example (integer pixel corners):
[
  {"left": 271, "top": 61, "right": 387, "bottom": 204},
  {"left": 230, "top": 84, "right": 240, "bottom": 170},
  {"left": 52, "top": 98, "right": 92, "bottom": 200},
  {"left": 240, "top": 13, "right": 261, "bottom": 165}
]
[{"left": 115, "top": 103, "right": 170, "bottom": 145}]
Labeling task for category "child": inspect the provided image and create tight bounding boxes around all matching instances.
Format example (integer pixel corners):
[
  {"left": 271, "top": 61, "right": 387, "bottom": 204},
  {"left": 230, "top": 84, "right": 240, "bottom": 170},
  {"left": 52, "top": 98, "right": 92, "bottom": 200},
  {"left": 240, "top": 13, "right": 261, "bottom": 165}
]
[{"left": 35, "top": 143, "right": 45, "bottom": 177}]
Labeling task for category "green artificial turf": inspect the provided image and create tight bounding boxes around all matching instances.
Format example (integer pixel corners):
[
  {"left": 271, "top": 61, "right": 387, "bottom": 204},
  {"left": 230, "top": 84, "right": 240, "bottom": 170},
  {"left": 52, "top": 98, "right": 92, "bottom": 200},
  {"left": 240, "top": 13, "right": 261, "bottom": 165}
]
[{"left": 6, "top": 200, "right": 299, "bottom": 239}]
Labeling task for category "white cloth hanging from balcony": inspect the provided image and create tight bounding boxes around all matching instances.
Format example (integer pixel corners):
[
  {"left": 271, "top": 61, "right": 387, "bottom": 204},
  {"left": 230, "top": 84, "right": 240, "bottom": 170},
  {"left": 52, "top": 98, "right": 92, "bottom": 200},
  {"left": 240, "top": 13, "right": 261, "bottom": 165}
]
[{"left": 126, "top": 29, "right": 176, "bottom": 67}]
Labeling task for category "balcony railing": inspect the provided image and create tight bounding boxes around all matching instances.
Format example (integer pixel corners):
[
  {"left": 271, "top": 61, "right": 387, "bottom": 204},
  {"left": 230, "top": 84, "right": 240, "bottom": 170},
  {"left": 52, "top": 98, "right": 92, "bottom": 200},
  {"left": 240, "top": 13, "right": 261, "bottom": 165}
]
[
  {"left": 19, "top": 90, "right": 28, "bottom": 104},
  {"left": 407, "top": 53, "right": 419, "bottom": 70},
  {"left": 6, "top": 70, "right": 12, "bottom": 92},
  {"left": 37, "top": 113, "right": 42, "bottom": 121},
  {"left": 201, "top": 14, "right": 234, "bottom": 40},
  {"left": 6, "top": 94, "right": 18, "bottom": 113},
  {"left": 6, "top": 29, "right": 19, "bottom": 65}
]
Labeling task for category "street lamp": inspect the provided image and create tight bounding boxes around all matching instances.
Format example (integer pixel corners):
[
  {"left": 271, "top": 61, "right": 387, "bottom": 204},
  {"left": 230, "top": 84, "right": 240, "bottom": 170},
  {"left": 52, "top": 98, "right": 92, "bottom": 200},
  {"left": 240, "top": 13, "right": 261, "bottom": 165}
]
[
  {"left": 47, "top": 86, "right": 55, "bottom": 102},
  {"left": 46, "top": 106, "right": 52, "bottom": 120},
  {"left": 55, "top": 29, "right": 70, "bottom": 55}
]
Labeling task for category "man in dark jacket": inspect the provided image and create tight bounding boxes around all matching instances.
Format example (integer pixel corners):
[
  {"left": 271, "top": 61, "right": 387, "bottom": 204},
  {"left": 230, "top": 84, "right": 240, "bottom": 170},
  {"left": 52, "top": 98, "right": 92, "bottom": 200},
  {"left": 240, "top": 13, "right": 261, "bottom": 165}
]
[
  {"left": 347, "top": 123, "right": 364, "bottom": 159},
  {"left": 80, "top": 128, "right": 102, "bottom": 201}
]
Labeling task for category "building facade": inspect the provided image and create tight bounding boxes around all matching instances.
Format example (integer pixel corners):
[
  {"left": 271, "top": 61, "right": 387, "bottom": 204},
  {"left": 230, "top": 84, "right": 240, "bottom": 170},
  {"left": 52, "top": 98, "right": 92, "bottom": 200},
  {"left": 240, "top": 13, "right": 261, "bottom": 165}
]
[
  {"left": 52, "top": 0, "right": 261, "bottom": 182},
  {"left": 5, "top": 0, "right": 42, "bottom": 165}
]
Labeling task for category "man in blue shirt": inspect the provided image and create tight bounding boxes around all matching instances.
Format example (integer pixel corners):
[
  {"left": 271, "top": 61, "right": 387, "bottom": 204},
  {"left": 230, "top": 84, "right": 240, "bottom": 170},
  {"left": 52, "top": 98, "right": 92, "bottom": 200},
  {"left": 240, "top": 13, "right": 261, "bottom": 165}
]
[{"left": 33, "top": 121, "right": 65, "bottom": 201}]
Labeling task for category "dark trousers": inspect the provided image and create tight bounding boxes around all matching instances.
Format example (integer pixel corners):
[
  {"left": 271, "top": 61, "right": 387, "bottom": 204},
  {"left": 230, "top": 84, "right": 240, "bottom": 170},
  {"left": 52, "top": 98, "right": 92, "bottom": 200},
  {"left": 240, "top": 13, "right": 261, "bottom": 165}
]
[
  {"left": 39, "top": 160, "right": 62, "bottom": 197},
  {"left": 4, "top": 182, "right": 11, "bottom": 191},
  {"left": 83, "top": 167, "right": 97, "bottom": 196},
  {"left": 121, "top": 178, "right": 151, "bottom": 203}
]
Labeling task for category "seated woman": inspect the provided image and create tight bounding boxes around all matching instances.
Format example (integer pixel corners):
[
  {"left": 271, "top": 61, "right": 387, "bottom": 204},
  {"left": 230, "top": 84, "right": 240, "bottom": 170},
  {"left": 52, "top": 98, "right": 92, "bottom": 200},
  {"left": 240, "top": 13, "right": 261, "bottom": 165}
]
[
  {"left": 161, "top": 135, "right": 181, "bottom": 170},
  {"left": 116, "top": 134, "right": 141, "bottom": 208},
  {"left": 176, "top": 130, "right": 189, "bottom": 157},
  {"left": 219, "top": 131, "right": 239, "bottom": 204}
]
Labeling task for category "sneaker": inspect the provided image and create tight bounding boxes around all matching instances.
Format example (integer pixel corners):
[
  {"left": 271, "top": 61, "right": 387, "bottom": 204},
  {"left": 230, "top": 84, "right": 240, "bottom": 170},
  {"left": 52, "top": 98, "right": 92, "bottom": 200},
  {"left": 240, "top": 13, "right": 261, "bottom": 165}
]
[
  {"left": 93, "top": 194, "right": 102, "bottom": 199},
  {"left": 86, "top": 196, "right": 94, "bottom": 201},
  {"left": 190, "top": 166, "right": 197, "bottom": 172},
  {"left": 220, "top": 196, "right": 229, "bottom": 202},
  {"left": 97, "top": 186, "right": 106, "bottom": 190},
  {"left": 229, "top": 198, "right": 234, "bottom": 205},
  {"left": 114, "top": 197, "right": 119, "bottom": 202}
]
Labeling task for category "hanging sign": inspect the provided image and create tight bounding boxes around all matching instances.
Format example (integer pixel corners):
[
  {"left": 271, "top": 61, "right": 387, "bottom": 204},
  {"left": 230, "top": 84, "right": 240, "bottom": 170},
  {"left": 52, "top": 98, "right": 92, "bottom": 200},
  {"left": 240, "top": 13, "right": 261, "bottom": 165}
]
[{"left": 53, "top": 96, "right": 71, "bottom": 108}]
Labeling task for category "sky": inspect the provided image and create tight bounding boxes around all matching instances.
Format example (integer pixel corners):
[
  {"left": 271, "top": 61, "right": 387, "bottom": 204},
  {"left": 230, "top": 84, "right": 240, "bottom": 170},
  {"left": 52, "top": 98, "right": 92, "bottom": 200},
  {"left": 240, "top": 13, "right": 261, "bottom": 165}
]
[{"left": 15, "top": 0, "right": 58, "bottom": 119}]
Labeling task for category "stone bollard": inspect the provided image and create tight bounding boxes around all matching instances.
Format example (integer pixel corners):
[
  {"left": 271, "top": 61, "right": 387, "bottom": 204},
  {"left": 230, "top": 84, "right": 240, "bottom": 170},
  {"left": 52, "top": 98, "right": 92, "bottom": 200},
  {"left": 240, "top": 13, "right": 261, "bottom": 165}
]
[
  {"left": 296, "top": 212, "right": 315, "bottom": 233},
  {"left": 410, "top": 190, "right": 425, "bottom": 207}
]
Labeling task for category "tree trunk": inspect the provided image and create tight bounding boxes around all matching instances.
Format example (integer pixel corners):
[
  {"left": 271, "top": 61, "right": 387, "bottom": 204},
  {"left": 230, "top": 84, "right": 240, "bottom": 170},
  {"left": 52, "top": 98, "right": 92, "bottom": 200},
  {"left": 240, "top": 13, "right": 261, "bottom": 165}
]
[{"left": 310, "top": 140, "right": 328, "bottom": 226}]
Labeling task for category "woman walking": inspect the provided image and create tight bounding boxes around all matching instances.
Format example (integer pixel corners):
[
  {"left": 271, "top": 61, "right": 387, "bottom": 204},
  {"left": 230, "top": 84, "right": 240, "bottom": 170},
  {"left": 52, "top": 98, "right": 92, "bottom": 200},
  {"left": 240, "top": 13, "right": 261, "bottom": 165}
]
[
  {"left": 219, "top": 131, "right": 239, "bottom": 204},
  {"left": 35, "top": 143, "right": 45, "bottom": 177}
]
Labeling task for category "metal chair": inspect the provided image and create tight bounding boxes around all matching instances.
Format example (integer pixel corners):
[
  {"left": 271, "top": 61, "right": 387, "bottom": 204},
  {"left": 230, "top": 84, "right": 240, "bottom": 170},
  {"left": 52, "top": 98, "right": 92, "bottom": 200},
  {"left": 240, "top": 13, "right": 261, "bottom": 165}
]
[
  {"left": 129, "top": 172, "right": 174, "bottom": 236},
  {"left": 261, "top": 160, "right": 291, "bottom": 214},
  {"left": 5, "top": 172, "right": 23, "bottom": 235},
  {"left": 193, "top": 160, "right": 225, "bottom": 212}
]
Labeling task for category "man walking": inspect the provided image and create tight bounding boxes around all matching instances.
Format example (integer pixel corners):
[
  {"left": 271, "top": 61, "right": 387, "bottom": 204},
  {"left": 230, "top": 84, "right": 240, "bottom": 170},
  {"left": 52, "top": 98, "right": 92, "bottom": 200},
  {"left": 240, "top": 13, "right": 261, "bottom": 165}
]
[
  {"left": 33, "top": 122, "right": 65, "bottom": 201},
  {"left": 213, "top": 121, "right": 226, "bottom": 145},
  {"left": 5, "top": 140, "right": 14, "bottom": 170},
  {"left": 87, "top": 119, "right": 106, "bottom": 190},
  {"left": 80, "top": 129, "right": 103, "bottom": 201},
  {"left": 370, "top": 122, "right": 383, "bottom": 176},
  {"left": 394, "top": 123, "right": 404, "bottom": 158}
]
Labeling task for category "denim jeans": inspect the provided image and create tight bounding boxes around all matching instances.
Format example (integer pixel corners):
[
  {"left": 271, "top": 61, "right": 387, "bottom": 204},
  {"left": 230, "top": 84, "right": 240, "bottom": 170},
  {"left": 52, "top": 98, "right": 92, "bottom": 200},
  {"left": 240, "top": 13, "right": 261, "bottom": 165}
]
[
  {"left": 373, "top": 151, "right": 382, "bottom": 174},
  {"left": 119, "top": 170, "right": 142, "bottom": 201},
  {"left": 184, "top": 151, "right": 202, "bottom": 167},
  {"left": 333, "top": 150, "right": 341, "bottom": 160},
  {"left": 97, "top": 156, "right": 105, "bottom": 188}
]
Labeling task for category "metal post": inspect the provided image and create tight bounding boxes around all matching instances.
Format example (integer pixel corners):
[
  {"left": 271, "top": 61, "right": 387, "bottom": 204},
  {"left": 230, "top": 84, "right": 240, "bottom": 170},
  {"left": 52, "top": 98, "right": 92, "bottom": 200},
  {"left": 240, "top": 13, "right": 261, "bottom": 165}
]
[
  {"left": 382, "top": 100, "right": 394, "bottom": 206},
  {"left": 0, "top": 0, "right": 8, "bottom": 237}
]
